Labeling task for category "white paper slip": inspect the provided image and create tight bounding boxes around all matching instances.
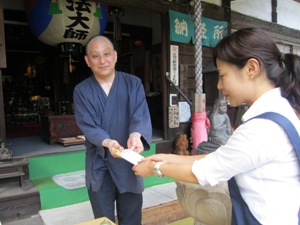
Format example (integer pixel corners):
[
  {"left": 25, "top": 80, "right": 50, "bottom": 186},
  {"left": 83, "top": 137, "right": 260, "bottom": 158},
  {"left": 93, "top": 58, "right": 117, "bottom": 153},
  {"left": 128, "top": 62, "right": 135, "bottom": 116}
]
[{"left": 117, "top": 149, "right": 144, "bottom": 165}]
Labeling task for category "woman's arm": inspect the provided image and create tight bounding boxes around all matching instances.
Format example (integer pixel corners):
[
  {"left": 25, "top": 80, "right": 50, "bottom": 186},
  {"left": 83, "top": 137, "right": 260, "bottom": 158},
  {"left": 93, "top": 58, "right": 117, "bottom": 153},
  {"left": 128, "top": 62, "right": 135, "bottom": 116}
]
[
  {"left": 145, "top": 153, "right": 206, "bottom": 164},
  {"left": 132, "top": 154, "right": 207, "bottom": 184}
]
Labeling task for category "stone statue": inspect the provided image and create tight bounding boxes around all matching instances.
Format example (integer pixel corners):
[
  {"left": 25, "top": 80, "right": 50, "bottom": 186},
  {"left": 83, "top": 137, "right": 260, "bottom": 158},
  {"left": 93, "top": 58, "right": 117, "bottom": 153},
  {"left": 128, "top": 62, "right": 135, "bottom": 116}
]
[
  {"left": 196, "top": 97, "right": 232, "bottom": 155},
  {"left": 0, "top": 142, "right": 12, "bottom": 161}
]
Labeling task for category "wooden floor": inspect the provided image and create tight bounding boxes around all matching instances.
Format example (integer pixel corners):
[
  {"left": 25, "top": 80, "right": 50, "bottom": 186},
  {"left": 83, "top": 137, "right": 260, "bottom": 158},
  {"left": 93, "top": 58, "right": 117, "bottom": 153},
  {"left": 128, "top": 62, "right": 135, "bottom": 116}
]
[
  {"left": 1, "top": 179, "right": 188, "bottom": 225},
  {"left": 2, "top": 200, "right": 188, "bottom": 225},
  {"left": 0, "top": 164, "right": 188, "bottom": 225}
]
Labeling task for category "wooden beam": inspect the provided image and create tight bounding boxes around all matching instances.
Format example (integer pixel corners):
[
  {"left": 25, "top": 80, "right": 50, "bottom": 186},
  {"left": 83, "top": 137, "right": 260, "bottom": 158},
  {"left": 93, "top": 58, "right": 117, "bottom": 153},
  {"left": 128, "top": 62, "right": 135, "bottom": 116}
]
[
  {"left": 91, "top": 0, "right": 188, "bottom": 13},
  {"left": 231, "top": 11, "right": 300, "bottom": 45},
  {"left": 222, "top": 0, "right": 232, "bottom": 34}
]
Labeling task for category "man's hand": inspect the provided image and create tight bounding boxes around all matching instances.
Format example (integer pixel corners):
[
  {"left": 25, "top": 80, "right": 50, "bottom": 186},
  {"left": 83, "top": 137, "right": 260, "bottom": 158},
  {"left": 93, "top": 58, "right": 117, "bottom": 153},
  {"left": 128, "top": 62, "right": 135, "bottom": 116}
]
[
  {"left": 102, "top": 139, "right": 124, "bottom": 158},
  {"left": 127, "top": 132, "right": 143, "bottom": 153}
]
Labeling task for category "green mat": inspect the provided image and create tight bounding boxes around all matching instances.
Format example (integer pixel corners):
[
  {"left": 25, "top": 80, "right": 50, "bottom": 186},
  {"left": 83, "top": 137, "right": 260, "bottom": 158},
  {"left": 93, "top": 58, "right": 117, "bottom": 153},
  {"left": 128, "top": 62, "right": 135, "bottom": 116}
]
[
  {"left": 29, "top": 143, "right": 173, "bottom": 210},
  {"left": 29, "top": 151, "right": 88, "bottom": 210}
]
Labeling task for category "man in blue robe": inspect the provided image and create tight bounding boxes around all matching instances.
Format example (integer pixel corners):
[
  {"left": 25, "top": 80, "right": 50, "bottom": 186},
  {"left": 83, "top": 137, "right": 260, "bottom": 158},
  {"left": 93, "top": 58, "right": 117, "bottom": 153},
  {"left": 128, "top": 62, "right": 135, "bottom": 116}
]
[{"left": 73, "top": 35, "right": 152, "bottom": 225}]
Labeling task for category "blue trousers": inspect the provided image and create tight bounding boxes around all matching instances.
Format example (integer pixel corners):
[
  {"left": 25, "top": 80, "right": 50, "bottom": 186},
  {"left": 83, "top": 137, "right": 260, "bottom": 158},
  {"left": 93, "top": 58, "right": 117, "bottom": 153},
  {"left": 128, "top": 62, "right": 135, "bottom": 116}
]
[{"left": 88, "top": 170, "right": 143, "bottom": 225}]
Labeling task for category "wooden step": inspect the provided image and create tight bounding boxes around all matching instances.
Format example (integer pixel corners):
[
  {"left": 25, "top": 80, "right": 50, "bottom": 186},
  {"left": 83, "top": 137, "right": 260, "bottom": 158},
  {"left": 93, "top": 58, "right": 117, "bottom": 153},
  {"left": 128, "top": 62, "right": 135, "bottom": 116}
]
[{"left": 0, "top": 178, "right": 41, "bottom": 223}]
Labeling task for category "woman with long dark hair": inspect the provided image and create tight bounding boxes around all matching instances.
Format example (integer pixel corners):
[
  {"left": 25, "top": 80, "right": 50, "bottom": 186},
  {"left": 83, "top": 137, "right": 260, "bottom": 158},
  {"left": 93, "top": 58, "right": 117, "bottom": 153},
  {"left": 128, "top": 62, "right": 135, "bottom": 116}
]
[{"left": 133, "top": 28, "right": 300, "bottom": 225}]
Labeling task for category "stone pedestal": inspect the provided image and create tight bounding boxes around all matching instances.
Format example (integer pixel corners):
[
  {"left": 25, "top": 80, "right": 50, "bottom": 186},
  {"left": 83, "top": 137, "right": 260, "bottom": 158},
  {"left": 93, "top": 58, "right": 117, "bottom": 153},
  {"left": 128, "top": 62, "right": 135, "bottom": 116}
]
[{"left": 175, "top": 181, "right": 231, "bottom": 225}]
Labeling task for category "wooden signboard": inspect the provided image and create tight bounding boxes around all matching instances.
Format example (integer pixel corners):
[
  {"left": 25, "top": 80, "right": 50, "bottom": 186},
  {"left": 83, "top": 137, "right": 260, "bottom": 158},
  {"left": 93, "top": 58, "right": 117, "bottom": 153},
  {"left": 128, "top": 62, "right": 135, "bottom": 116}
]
[{"left": 168, "top": 105, "right": 180, "bottom": 128}]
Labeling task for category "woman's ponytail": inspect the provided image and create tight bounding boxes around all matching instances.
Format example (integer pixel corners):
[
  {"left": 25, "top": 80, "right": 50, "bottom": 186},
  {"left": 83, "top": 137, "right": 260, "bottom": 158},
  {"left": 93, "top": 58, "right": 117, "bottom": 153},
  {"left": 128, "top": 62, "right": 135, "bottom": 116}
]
[{"left": 278, "top": 53, "right": 300, "bottom": 113}]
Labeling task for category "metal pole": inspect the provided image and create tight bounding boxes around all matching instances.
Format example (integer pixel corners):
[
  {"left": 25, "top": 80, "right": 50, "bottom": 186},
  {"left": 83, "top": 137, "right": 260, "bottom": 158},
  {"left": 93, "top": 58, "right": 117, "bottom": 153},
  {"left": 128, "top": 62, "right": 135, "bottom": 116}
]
[{"left": 194, "top": 0, "right": 203, "bottom": 94}]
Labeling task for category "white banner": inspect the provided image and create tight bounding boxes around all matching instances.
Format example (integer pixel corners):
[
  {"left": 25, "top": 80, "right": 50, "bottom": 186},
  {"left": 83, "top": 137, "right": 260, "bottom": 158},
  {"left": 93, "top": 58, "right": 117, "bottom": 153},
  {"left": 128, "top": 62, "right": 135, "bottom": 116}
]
[{"left": 170, "top": 45, "right": 179, "bottom": 86}]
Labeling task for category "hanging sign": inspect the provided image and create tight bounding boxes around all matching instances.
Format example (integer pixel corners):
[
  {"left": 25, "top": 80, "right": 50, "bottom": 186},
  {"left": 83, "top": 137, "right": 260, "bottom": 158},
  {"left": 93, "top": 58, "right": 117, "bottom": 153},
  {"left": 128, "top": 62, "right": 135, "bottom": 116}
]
[
  {"left": 25, "top": 0, "right": 108, "bottom": 46},
  {"left": 169, "top": 10, "right": 194, "bottom": 44},
  {"left": 170, "top": 45, "right": 179, "bottom": 86},
  {"left": 169, "top": 10, "right": 228, "bottom": 47},
  {"left": 201, "top": 17, "right": 228, "bottom": 47}
]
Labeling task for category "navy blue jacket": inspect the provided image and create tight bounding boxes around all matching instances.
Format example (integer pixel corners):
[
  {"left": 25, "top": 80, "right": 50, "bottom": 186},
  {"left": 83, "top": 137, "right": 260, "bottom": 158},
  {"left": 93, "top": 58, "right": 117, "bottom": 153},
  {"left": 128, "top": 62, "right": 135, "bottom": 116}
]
[{"left": 73, "top": 71, "right": 152, "bottom": 193}]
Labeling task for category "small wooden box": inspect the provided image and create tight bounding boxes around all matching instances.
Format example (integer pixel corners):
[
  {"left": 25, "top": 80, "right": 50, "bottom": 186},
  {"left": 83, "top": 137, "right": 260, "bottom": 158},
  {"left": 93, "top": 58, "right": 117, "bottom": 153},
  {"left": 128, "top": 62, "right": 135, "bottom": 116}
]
[{"left": 42, "top": 115, "right": 83, "bottom": 144}]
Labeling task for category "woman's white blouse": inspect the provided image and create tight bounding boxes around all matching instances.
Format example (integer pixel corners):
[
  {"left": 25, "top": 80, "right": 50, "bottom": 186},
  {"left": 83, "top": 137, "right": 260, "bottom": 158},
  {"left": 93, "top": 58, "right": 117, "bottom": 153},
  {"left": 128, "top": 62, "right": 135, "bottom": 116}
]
[{"left": 192, "top": 88, "right": 300, "bottom": 225}]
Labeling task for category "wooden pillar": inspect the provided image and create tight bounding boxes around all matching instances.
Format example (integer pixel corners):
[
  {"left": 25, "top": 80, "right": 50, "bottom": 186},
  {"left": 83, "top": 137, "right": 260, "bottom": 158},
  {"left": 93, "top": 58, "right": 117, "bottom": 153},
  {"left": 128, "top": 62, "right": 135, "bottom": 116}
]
[
  {"left": 223, "top": 0, "right": 232, "bottom": 34},
  {"left": 271, "top": 0, "right": 277, "bottom": 23},
  {"left": 0, "top": 5, "right": 7, "bottom": 143},
  {"left": 161, "top": 12, "right": 169, "bottom": 140},
  {"left": 0, "top": 6, "right": 5, "bottom": 68}
]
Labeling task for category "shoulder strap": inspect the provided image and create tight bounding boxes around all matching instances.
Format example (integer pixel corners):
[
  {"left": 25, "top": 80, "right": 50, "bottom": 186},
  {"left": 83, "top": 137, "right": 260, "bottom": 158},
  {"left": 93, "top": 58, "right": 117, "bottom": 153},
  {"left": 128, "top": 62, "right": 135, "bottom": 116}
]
[{"left": 249, "top": 112, "right": 300, "bottom": 161}]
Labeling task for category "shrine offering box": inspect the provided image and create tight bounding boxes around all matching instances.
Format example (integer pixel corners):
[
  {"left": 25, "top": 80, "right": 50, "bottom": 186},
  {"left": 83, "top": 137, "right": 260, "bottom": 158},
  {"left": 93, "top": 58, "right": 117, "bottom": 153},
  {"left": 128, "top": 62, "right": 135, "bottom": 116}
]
[{"left": 42, "top": 115, "right": 83, "bottom": 144}]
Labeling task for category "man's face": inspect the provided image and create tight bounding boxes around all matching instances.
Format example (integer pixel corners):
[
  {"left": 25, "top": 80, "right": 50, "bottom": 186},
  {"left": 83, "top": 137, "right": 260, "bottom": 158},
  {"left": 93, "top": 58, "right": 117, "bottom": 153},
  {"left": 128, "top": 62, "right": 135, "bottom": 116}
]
[{"left": 84, "top": 38, "right": 117, "bottom": 78}]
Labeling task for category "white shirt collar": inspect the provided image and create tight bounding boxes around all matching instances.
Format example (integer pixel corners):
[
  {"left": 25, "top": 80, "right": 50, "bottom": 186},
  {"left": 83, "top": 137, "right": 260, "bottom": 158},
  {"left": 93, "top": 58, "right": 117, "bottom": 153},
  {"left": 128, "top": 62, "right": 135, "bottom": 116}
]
[{"left": 242, "top": 88, "right": 282, "bottom": 122}]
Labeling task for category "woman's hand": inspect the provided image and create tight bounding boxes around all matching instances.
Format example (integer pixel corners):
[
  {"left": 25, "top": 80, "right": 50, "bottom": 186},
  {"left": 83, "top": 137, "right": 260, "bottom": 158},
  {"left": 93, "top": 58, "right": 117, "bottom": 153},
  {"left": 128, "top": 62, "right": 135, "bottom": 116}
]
[
  {"left": 132, "top": 159, "right": 156, "bottom": 177},
  {"left": 133, "top": 154, "right": 168, "bottom": 177}
]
